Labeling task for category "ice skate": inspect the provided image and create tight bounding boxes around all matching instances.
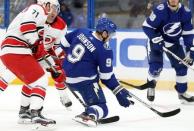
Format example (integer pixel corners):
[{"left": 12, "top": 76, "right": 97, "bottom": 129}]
[
  {"left": 18, "top": 106, "right": 32, "bottom": 124},
  {"left": 72, "top": 112, "right": 97, "bottom": 127},
  {"left": 178, "top": 93, "right": 194, "bottom": 104},
  {"left": 146, "top": 80, "right": 156, "bottom": 101},
  {"left": 31, "top": 107, "right": 56, "bottom": 130},
  {"left": 59, "top": 89, "right": 72, "bottom": 110}
]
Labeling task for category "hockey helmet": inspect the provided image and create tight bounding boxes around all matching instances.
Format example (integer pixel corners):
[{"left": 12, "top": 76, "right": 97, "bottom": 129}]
[
  {"left": 37, "top": 0, "right": 60, "bottom": 14},
  {"left": 167, "top": 0, "right": 182, "bottom": 3},
  {"left": 96, "top": 18, "right": 117, "bottom": 35}
]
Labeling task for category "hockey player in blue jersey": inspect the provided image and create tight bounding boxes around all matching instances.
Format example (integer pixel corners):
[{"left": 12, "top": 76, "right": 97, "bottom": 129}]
[
  {"left": 60, "top": 18, "right": 134, "bottom": 126},
  {"left": 142, "top": 0, "right": 194, "bottom": 103}
]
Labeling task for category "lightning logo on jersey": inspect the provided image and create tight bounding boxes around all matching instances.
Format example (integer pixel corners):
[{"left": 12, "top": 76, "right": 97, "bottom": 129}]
[{"left": 163, "top": 22, "right": 182, "bottom": 37}]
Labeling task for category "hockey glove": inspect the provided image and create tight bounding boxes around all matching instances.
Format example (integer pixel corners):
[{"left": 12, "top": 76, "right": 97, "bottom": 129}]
[
  {"left": 151, "top": 36, "right": 164, "bottom": 51},
  {"left": 183, "top": 51, "right": 193, "bottom": 65},
  {"left": 31, "top": 38, "right": 43, "bottom": 54},
  {"left": 113, "top": 85, "right": 134, "bottom": 107},
  {"left": 47, "top": 66, "right": 66, "bottom": 83}
]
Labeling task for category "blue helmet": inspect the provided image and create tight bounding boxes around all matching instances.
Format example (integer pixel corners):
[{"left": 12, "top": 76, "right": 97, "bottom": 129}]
[{"left": 96, "top": 18, "right": 117, "bottom": 34}]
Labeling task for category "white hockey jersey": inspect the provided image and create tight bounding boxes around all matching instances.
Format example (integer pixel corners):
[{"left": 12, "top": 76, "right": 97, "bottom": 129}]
[
  {"left": 43, "top": 16, "right": 67, "bottom": 50},
  {"left": 1, "top": 4, "right": 47, "bottom": 55}
]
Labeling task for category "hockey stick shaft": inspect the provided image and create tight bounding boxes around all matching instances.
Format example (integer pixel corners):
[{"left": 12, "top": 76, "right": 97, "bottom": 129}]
[
  {"left": 43, "top": 56, "right": 87, "bottom": 107},
  {"left": 119, "top": 80, "right": 148, "bottom": 90},
  {"left": 163, "top": 47, "right": 194, "bottom": 71},
  {"left": 126, "top": 90, "right": 180, "bottom": 117},
  {"left": 65, "top": 84, "right": 87, "bottom": 108}
]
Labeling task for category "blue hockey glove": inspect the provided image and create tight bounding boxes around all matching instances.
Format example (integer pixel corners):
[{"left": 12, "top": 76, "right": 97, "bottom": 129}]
[
  {"left": 113, "top": 85, "right": 134, "bottom": 107},
  {"left": 151, "top": 36, "right": 164, "bottom": 51}
]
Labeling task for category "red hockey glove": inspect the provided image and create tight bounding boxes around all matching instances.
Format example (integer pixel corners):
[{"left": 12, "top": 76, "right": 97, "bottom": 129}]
[
  {"left": 32, "top": 43, "right": 48, "bottom": 60},
  {"left": 31, "top": 38, "right": 43, "bottom": 54}
]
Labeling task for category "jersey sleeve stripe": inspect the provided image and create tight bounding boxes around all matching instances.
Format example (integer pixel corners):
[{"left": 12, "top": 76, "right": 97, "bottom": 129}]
[
  {"left": 142, "top": 20, "right": 156, "bottom": 29},
  {"left": 182, "top": 30, "right": 194, "bottom": 35},
  {"left": 20, "top": 22, "right": 37, "bottom": 35},
  {"left": 1, "top": 36, "right": 30, "bottom": 48},
  {"left": 99, "top": 72, "right": 113, "bottom": 80}
]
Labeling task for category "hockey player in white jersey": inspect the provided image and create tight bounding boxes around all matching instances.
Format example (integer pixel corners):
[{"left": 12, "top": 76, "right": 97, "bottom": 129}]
[
  {"left": 18, "top": 15, "right": 73, "bottom": 124},
  {"left": 0, "top": 16, "right": 72, "bottom": 110},
  {"left": 0, "top": 0, "right": 63, "bottom": 128}
]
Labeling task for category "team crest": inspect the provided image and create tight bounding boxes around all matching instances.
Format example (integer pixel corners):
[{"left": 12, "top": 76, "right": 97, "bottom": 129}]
[{"left": 163, "top": 22, "right": 182, "bottom": 37}]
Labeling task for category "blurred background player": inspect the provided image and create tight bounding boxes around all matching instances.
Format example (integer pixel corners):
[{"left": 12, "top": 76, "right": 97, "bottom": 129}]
[
  {"left": 0, "top": 0, "right": 62, "bottom": 128},
  {"left": 142, "top": 0, "right": 194, "bottom": 104},
  {"left": 60, "top": 18, "right": 134, "bottom": 127}
]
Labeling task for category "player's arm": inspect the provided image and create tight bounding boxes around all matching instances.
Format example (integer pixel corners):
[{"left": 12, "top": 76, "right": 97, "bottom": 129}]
[
  {"left": 60, "top": 29, "right": 79, "bottom": 51},
  {"left": 20, "top": 4, "right": 47, "bottom": 45},
  {"left": 181, "top": 8, "right": 194, "bottom": 64},
  {"left": 182, "top": 9, "right": 194, "bottom": 50},
  {"left": 97, "top": 49, "right": 134, "bottom": 107},
  {"left": 142, "top": 5, "right": 164, "bottom": 50}
]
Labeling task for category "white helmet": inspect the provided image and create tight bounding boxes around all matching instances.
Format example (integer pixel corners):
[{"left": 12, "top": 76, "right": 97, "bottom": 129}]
[
  {"left": 37, "top": 0, "right": 59, "bottom": 5},
  {"left": 37, "top": 0, "right": 60, "bottom": 13}
]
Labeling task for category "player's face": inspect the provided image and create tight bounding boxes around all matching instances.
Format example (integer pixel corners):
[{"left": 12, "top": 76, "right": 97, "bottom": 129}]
[
  {"left": 168, "top": 0, "right": 179, "bottom": 8},
  {"left": 102, "top": 31, "right": 115, "bottom": 42},
  {"left": 45, "top": 4, "right": 59, "bottom": 23}
]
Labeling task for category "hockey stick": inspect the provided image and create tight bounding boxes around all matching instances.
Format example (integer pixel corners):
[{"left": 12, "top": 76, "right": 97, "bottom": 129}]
[
  {"left": 42, "top": 56, "right": 119, "bottom": 124},
  {"left": 126, "top": 89, "right": 181, "bottom": 117},
  {"left": 119, "top": 80, "right": 148, "bottom": 90},
  {"left": 163, "top": 47, "right": 194, "bottom": 71}
]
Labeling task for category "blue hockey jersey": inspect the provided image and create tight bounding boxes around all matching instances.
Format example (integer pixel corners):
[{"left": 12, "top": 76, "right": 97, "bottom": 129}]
[
  {"left": 142, "top": 2, "right": 194, "bottom": 48},
  {"left": 61, "top": 28, "right": 119, "bottom": 90}
]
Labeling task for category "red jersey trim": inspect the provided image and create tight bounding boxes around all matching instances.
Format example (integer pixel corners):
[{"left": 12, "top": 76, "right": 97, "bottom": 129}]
[
  {"left": 1, "top": 36, "right": 30, "bottom": 49},
  {"left": 50, "top": 16, "right": 67, "bottom": 30},
  {"left": 20, "top": 21, "right": 37, "bottom": 35}
]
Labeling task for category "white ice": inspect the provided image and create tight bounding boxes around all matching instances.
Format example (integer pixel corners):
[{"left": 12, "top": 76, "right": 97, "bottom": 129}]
[{"left": 0, "top": 85, "right": 194, "bottom": 131}]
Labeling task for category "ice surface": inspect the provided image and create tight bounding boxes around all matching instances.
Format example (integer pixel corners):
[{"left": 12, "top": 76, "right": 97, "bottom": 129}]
[{"left": 0, "top": 85, "right": 193, "bottom": 131}]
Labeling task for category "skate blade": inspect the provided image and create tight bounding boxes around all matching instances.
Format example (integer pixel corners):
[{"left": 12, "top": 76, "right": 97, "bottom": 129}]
[
  {"left": 65, "top": 106, "right": 72, "bottom": 111},
  {"left": 180, "top": 100, "right": 194, "bottom": 105},
  {"left": 72, "top": 117, "right": 97, "bottom": 127},
  {"left": 18, "top": 118, "right": 33, "bottom": 124},
  {"left": 32, "top": 123, "right": 56, "bottom": 130}
]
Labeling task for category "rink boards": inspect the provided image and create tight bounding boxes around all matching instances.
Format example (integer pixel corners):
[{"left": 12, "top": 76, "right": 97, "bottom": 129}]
[{"left": 0, "top": 29, "right": 194, "bottom": 91}]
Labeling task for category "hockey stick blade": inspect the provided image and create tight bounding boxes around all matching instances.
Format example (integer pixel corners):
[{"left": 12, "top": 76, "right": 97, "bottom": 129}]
[
  {"left": 97, "top": 116, "right": 119, "bottom": 124},
  {"left": 126, "top": 91, "right": 181, "bottom": 118},
  {"left": 153, "top": 108, "right": 181, "bottom": 117},
  {"left": 119, "top": 80, "right": 148, "bottom": 90}
]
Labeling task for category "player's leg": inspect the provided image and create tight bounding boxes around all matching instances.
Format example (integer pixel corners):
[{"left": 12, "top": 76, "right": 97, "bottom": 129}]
[
  {"left": 55, "top": 82, "right": 72, "bottom": 109},
  {"left": 167, "top": 45, "right": 194, "bottom": 104},
  {"left": 0, "top": 68, "right": 16, "bottom": 93},
  {"left": 1, "top": 54, "right": 56, "bottom": 126},
  {"left": 73, "top": 82, "right": 108, "bottom": 127},
  {"left": 144, "top": 42, "right": 163, "bottom": 101},
  {"left": 36, "top": 52, "right": 72, "bottom": 109},
  {"left": 18, "top": 85, "right": 32, "bottom": 124}
]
